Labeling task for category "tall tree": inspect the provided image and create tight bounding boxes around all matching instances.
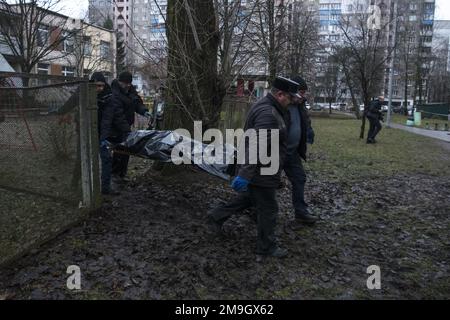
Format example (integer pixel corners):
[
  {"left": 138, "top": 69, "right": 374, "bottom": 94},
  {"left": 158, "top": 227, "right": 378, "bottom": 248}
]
[
  {"left": 334, "top": 1, "right": 392, "bottom": 138},
  {"left": 103, "top": 15, "right": 113, "bottom": 30},
  {"left": 246, "top": 0, "right": 289, "bottom": 84},
  {"left": 164, "top": 0, "right": 220, "bottom": 132}
]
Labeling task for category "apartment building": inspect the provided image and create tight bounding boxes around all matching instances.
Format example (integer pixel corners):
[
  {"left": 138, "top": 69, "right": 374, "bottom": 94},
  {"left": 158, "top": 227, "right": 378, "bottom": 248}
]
[{"left": 0, "top": 3, "right": 116, "bottom": 82}]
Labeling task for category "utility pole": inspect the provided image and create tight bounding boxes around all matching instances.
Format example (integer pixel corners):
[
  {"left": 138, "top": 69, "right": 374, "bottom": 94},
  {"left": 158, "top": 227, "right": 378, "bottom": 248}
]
[{"left": 386, "top": 0, "right": 398, "bottom": 128}]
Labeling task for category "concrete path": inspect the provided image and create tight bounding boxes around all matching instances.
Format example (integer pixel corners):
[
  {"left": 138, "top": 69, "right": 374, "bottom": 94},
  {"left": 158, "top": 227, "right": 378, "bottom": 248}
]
[{"left": 388, "top": 123, "right": 450, "bottom": 143}]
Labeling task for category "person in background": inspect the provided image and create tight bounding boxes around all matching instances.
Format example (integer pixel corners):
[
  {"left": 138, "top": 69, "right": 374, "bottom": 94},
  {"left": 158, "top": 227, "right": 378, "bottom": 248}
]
[
  {"left": 284, "top": 75, "right": 318, "bottom": 226},
  {"left": 90, "top": 72, "right": 130, "bottom": 195},
  {"left": 110, "top": 71, "right": 151, "bottom": 183},
  {"left": 366, "top": 96, "right": 384, "bottom": 144}
]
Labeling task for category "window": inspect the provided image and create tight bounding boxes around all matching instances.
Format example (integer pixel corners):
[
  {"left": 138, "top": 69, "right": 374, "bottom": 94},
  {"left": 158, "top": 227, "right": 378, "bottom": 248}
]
[
  {"left": 37, "top": 63, "right": 49, "bottom": 85},
  {"left": 409, "top": 15, "right": 417, "bottom": 22},
  {"left": 83, "top": 36, "right": 92, "bottom": 56},
  {"left": 63, "top": 31, "right": 74, "bottom": 53},
  {"left": 37, "top": 25, "right": 49, "bottom": 47},
  {"left": 100, "top": 41, "right": 111, "bottom": 59},
  {"left": 37, "top": 63, "right": 49, "bottom": 74},
  {"left": 62, "top": 66, "right": 75, "bottom": 77}
]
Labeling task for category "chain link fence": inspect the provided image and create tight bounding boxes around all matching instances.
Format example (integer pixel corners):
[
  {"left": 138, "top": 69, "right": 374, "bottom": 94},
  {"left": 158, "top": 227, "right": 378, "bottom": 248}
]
[{"left": 0, "top": 72, "right": 101, "bottom": 267}]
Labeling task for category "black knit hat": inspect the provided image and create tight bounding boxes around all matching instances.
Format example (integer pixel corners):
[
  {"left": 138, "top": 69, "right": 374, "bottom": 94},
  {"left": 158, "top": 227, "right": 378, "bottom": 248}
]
[
  {"left": 118, "top": 71, "right": 133, "bottom": 84},
  {"left": 272, "top": 76, "right": 300, "bottom": 98},
  {"left": 292, "top": 76, "right": 308, "bottom": 91},
  {"left": 90, "top": 72, "right": 106, "bottom": 84}
]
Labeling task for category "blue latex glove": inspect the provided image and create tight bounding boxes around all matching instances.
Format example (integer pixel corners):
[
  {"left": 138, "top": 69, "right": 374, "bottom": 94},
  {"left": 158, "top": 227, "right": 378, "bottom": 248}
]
[{"left": 231, "top": 176, "right": 249, "bottom": 192}]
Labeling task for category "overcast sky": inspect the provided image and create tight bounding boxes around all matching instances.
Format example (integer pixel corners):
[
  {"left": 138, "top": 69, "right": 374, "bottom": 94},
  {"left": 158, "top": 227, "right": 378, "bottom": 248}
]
[{"left": 60, "top": 0, "right": 450, "bottom": 20}]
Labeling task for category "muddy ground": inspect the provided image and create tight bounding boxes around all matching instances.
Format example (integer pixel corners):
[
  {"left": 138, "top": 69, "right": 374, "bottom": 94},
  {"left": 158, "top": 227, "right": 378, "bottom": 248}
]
[{"left": 0, "top": 157, "right": 449, "bottom": 300}]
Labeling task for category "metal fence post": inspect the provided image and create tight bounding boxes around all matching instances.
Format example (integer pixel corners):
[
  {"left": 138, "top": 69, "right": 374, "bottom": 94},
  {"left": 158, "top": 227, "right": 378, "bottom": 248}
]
[
  {"left": 79, "top": 82, "right": 93, "bottom": 209},
  {"left": 87, "top": 83, "right": 101, "bottom": 209}
]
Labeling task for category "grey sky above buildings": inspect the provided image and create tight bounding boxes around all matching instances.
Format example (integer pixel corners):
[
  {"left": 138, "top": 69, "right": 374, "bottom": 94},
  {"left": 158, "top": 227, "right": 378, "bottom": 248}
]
[{"left": 60, "top": 0, "right": 450, "bottom": 21}]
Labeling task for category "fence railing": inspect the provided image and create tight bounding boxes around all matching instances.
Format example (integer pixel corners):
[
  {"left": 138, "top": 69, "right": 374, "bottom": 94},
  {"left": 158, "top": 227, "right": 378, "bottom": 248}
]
[{"left": 0, "top": 72, "right": 100, "bottom": 268}]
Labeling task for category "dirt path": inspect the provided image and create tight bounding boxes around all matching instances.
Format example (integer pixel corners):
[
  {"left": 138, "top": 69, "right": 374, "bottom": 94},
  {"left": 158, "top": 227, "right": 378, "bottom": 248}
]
[{"left": 1, "top": 163, "right": 449, "bottom": 300}]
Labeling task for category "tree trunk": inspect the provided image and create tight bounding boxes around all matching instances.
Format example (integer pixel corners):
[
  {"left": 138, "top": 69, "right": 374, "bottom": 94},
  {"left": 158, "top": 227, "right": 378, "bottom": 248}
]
[{"left": 164, "top": 0, "right": 220, "bottom": 133}]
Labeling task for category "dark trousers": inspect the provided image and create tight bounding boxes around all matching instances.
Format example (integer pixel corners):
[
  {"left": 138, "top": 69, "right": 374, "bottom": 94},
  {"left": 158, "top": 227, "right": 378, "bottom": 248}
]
[
  {"left": 284, "top": 154, "right": 309, "bottom": 217},
  {"left": 112, "top": 152, "right": 130, "bottom": 177},
  {"left": 210, "top": 185, "right": 279, "bottom": 255},
  {"left": 100, "top": 144, "right": 112, "bottom": 193},
  {"left": 367, "top": 118, "right": 382, "bottom": 141}
]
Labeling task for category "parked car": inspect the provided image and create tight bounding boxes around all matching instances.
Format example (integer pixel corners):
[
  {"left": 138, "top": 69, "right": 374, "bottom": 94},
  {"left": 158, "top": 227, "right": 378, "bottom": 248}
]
[
  {"left": 311, "top": 104, "right": 323, "bottom": 111},
  {"left": 331, "top": 104, "right": 341, "bottom": 110}
]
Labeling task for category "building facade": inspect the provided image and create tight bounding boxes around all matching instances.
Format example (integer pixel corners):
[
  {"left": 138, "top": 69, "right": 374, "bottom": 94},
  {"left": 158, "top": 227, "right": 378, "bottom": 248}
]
[
  {"left": 88, "top": 0, "right": 167, "bottom": 95},
  {"left": 0, "top": 4, "right": 116, "bottom": 82}
]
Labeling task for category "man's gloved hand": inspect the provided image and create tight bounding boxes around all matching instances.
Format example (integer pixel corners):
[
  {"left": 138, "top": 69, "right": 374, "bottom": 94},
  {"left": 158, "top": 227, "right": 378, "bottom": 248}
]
[
  {"left": 307, "top": 127, "right": 315, "bottom": 145},
  {"left": 144, "top": 111, "right": 153, "bottom": 119},
  {"left": 100, "top": 139, "right": 109, "bottom": 149},
  {"left": 231, "top": 176, "right": 249, "bottom": 192}
]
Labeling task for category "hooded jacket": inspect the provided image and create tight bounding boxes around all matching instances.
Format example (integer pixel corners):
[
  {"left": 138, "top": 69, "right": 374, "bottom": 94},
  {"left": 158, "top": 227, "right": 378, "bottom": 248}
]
[
  {"left": 97, "top": 83, "right": 131, "bottom": 140},
  {"left": 111, "top": 79, "right": 148, "bottom": 126}
]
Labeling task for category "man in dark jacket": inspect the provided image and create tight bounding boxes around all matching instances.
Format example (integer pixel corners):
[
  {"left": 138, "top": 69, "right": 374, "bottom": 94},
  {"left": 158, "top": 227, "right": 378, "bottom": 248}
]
[
  {"left": 207, "top": 76, "right": 300, "bottom": 259},
  {"left": 284, "top": 76, "right": 318, "bottom": 225},
  {"left": 90, "top": 72, "right": 130, "bottom": 195},
  {"left": 110, "top": 71, "right": 151, "bottom": 181},
  {"left": 366, "top": 96, "right": 384, "bottom": 144}
]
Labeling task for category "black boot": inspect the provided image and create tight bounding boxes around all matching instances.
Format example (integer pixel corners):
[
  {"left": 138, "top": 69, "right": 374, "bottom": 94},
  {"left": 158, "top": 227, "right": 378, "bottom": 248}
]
[
  {"left": 295, "top": 213, "right": 318, "bottom": 226},
  {"left": 206, "top": 214, "right": 224, "bottom": 236}
]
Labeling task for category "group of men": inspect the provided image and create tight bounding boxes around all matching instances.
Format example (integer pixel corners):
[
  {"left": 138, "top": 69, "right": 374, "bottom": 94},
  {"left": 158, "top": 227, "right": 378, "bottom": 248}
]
[
  {"left": 207, "top": 76, "right": 318, "bottom": 259},
  {"left": 91, "top": 71, "right": 151, "bottom": 195},
  {"left": 92, "top": 71, "right": 385, "bottom": 260}
]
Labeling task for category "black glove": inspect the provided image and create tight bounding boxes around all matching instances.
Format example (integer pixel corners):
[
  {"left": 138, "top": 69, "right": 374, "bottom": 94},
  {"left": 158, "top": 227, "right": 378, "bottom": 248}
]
[{"left": 307, "top": 127, "right": 315, "bottom": 144}]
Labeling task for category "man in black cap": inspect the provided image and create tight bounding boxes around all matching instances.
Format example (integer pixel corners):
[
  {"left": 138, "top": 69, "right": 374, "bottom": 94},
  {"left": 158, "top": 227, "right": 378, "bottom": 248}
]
[
  {"left": 207, "top": 76, "right": 300, "bottom": 259},
  {"left": 90, "top": 72, "right": 130, "bottom": 195},
  {"left": 110, "top": 71, "right": 152, "bottom": 182},
  {"left": 284, "top": 75, "right": 318, "bottom": 225}
]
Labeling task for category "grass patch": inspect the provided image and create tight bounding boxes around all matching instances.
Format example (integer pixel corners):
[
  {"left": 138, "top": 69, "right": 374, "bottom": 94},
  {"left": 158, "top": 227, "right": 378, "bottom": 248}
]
[
  {"left": 390, "top": 114, "right": 449, "bottom": 130},
  {"left": 307, "top": 118, "right": 450, "bottom": 181}
]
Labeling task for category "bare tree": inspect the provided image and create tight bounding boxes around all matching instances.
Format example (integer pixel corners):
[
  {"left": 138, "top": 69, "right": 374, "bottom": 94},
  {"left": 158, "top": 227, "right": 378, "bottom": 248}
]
[
  {"left": 283, "top": 0, "right": 320, "bottom": 79},
  {"left": 334, "top": 1, "right": 392, "bottom": 138},
  {"left": 318, "top": 55, "right": 343, "bottom": 114},
  {"left": 245, "top": 0, "right": 290, "bottom": 84},
  {"left": 395, "top": 1, "right": 418, "bottom": 114},
  {"left": 428, "top": 36, "right": 450, "bottom": 104},
  {"left": 164, "top": 0, "right": 220, "bottom": 132},
  {"left": 215, "top": 0, "right": 259, "bottom": 100},
  {"left": 0, "top": 0, "right": 72, "bottom": 81}
]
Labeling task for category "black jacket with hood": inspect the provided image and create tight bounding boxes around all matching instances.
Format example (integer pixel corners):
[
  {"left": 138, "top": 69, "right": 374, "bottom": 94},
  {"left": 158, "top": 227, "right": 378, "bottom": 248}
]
[
  {"left": 111, "top": 79, "right": 148, "bottom": 127},
  {"left": 90, "top": 72, "right": 130, "bottom": 141}
]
